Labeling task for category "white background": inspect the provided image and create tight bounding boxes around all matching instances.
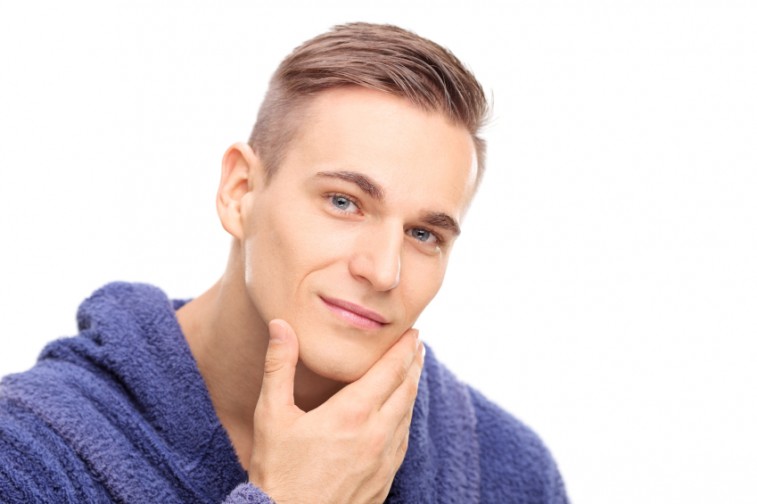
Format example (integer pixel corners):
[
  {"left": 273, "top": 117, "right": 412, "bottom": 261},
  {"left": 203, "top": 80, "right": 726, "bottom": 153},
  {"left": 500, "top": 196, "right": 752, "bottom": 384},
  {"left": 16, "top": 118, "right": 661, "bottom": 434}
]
[{"left": 1, "top": 1, "right": 755, "bottom": 503}]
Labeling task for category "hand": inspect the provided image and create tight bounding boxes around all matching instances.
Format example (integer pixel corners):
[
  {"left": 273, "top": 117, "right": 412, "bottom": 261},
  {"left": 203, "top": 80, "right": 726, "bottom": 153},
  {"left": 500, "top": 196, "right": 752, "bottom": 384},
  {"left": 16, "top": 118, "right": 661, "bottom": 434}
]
[{"left": 248, "top": 319, "right": 424, "bottom": 504}]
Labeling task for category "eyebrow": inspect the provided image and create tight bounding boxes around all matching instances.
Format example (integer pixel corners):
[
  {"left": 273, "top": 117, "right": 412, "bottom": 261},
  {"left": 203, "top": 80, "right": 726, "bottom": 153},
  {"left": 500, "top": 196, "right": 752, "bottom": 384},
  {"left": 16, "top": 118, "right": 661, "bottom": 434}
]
[
  {"left": 316, "top": 171, "right": 384, "bottom": 200},
  {"left": 315, "top": 170, "right": 461, "bottom": 237},
  {"left": 421, "top": 212, "right": 461, "bottom": 237}
]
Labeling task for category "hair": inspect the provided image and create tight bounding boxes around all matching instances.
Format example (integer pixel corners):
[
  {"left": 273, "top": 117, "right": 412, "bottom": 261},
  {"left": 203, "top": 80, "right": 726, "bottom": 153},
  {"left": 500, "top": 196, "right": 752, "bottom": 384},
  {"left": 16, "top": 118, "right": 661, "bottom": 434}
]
[{"left": 248, "top": 22, "right": 489, "bottom": 183}]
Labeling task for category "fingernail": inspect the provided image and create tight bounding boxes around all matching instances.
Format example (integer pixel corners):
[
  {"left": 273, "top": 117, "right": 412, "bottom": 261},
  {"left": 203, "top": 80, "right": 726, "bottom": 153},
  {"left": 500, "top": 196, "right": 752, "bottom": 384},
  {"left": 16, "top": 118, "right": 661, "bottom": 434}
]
[{"left": 268, "top": 320, "right": 286, "bottom": 343}]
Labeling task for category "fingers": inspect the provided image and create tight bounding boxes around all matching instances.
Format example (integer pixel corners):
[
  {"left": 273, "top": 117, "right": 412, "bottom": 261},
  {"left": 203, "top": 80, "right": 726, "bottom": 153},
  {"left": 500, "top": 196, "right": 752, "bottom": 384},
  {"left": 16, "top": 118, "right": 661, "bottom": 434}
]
[
  {"left": 344, "top": 329, "right": 422, "bottom": 408},
  {"left": 393, "top": 420, "right": 411, "bottom": 473},
  {"left": 380, "top": 342, "right": 424, "bottom": 424},
  {"left": 258, "top": 319, "right": 300, "bottom": 411},
  {"left": 385, "top": 349, "right": 423, "bottom": 482}
]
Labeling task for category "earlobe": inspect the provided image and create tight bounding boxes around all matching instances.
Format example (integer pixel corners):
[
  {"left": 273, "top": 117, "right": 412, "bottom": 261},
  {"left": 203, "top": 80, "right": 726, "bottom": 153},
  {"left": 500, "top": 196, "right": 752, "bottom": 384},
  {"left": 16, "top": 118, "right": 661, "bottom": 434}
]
[{"left": 216, "top": 142, "right": 261, "bottom": 240}]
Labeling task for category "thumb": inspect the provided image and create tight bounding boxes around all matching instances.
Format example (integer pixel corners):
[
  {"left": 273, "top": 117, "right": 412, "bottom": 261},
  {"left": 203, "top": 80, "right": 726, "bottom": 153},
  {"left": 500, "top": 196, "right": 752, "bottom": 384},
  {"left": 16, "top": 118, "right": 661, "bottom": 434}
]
[{"left": 259, "top": 319, "right": 300, "bottom": 411}]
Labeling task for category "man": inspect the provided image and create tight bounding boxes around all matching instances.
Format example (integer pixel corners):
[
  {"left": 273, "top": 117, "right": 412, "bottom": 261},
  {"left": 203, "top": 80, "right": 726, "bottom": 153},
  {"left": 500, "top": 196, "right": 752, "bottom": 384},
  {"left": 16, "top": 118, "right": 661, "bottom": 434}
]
[{"left": 0, "top": 23, "right": 568, "bottom": 503}]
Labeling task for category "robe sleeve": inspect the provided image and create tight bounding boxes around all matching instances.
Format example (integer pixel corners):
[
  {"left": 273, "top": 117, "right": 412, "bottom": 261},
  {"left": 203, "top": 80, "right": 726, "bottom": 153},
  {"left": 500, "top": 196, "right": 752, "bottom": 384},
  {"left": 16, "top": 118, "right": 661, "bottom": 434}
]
[
  {"left": 0, "top": 396, "right": 110, "bottom": 502},
  {"left": 222, "top": 483, "right": 275, "bottom": 504}
]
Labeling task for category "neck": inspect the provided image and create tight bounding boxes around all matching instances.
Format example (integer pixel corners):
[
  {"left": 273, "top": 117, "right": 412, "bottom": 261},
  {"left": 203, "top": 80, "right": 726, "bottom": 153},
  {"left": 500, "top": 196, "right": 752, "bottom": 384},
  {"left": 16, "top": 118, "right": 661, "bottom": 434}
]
[{"left": 176, "top": 245, "right": 343, "bottom": 468}]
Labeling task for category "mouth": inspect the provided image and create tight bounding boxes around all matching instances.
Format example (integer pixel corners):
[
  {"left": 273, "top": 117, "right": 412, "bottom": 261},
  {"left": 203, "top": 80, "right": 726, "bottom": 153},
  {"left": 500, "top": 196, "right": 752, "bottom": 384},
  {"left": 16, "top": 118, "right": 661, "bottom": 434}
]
[{"left": 320, "top": 295, "right": 388, "bottom": 330}]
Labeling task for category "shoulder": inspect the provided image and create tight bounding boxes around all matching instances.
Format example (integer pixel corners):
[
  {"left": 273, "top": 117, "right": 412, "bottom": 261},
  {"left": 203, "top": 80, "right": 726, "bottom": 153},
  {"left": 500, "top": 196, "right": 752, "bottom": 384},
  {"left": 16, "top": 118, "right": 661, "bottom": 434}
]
[
  {"left": 0, "top": 282, "right": 243, "bottom": 503},
  {"left": 421, "top": 348, "right": 569, "bottom": 503},
  {"left": 0, "top": 369, "right": 111, "bottom": 502},
  {"left": 467, "top": 386, "right": 569, "bottom": 503}
]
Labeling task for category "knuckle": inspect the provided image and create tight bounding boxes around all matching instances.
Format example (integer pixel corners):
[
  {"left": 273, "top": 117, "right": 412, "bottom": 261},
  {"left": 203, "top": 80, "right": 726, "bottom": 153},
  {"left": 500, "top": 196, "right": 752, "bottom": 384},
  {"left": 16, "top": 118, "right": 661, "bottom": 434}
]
[
  {"left": 367, "top": 428, "right": 390, "bottom": 457},
  {"left": 342, "top": 403, "right": 371, "bottom": 427},
  {"left": 390, "top": 360, "right": 409, "bottom": 385},
  {"left": 264, "top": 353, "right": 284, "bottom": 374},
  {"left": 398, "top": 435, "right": 409, "bottom": 457},
  {"left": 400, "top": 378, "right": 419, "bottom": 404}
]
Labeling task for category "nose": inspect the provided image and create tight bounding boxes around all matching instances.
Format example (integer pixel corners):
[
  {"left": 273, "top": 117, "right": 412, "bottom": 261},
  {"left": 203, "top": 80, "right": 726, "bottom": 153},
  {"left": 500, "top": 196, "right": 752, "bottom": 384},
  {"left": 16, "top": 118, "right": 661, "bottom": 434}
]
[{"left": 348, "top": 223, "right": 402, "bottom": 291}]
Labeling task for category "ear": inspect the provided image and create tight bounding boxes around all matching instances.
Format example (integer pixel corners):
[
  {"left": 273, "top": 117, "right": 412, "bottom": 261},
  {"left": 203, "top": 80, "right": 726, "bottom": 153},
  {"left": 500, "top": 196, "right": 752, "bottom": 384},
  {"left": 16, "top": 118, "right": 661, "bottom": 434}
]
[{"left": 216, "top": 142, "right": 263, "bottom": 240}]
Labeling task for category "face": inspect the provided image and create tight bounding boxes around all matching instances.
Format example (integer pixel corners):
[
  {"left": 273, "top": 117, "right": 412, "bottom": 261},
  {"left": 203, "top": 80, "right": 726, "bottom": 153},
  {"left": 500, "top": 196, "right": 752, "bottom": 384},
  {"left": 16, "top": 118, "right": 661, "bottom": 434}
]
[{"left": 237, "top": 87, "right": 477, "bottom": 383}]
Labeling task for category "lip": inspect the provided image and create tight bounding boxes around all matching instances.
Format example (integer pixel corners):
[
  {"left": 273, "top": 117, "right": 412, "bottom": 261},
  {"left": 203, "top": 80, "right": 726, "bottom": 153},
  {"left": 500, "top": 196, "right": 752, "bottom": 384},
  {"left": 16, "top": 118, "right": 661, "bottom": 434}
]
[{"left": 320, "top": 295, "right": 389, "bottom": 330}]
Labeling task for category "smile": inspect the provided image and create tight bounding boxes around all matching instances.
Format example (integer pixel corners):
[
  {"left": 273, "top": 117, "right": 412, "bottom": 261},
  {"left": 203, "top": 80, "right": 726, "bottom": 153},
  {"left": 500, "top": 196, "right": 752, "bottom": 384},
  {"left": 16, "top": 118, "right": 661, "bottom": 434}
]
[{"left": 320, "top": 296, "right": 388, "bottom": 330}]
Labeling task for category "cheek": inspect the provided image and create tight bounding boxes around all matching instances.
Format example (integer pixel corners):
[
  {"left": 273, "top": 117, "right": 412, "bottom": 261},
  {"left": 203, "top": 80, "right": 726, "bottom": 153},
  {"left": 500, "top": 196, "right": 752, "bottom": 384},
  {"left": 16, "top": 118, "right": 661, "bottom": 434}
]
[
  {"left": 243, "top": 204, "right": 335, "bottom": 315},
  {"left": 401, "top": 255, "right": 447, "bottom": 318},
  {"left": 243, "top": 210, "right": 299, "bottom": 316}
]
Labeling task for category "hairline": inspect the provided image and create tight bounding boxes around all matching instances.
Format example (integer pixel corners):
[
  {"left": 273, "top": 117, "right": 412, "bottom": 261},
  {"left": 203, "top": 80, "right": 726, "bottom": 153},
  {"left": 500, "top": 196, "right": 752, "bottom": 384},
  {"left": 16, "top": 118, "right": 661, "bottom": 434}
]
[{"left": 252, "top": 84, "right": 485, "bottom": 190}]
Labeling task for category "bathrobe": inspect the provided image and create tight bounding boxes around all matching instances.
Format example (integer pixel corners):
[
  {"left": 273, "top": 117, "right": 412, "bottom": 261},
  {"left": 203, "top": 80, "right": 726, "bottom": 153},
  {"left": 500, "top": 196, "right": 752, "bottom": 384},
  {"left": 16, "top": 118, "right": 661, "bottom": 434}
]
[{"left": 0, "top": 283, "right": 568, "bottom": 503}]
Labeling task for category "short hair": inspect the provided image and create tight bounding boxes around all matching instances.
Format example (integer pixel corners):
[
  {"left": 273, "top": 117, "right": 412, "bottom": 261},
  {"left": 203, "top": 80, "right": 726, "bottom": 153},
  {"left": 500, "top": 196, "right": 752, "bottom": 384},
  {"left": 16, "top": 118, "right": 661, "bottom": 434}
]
[{"left": 248, "top": 22, "right": 489, "bottom": 183}]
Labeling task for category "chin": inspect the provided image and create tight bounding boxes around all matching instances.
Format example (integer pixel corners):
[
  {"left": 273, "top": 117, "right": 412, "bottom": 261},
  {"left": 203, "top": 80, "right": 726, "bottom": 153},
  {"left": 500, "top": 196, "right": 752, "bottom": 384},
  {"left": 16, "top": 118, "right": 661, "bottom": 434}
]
[{"left": 299, "top": 343, "right": 378, "bottom": 385}]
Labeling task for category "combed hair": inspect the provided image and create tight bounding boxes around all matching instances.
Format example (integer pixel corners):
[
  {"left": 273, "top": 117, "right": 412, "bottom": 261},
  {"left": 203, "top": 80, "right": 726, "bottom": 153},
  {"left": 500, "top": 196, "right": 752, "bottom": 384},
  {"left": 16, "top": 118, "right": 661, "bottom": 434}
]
[{"left": 249, "top": 22, "right": 489, "bottom": 182}]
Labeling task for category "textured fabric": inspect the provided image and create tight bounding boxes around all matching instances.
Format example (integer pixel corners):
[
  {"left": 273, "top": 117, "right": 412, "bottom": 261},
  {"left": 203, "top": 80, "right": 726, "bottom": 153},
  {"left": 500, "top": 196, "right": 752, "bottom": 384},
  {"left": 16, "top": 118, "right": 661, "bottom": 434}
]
[{"left": 0, "top": 282, "right": 568, "bottom": 503}]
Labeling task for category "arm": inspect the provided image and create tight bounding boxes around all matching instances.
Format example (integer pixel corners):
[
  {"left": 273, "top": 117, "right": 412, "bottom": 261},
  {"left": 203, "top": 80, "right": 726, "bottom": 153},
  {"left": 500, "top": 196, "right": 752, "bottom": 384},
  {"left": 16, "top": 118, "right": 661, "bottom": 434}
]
[{"left": 0, "top": 396, "right": 110, "bottom": 503}]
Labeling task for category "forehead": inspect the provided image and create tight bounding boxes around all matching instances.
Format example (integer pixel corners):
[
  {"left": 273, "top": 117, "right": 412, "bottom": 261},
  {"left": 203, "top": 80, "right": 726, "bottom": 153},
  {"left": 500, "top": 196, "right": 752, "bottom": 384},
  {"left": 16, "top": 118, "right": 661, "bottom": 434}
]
[{"left": 281, "top": 87, "right": 478, "bottom": 214}]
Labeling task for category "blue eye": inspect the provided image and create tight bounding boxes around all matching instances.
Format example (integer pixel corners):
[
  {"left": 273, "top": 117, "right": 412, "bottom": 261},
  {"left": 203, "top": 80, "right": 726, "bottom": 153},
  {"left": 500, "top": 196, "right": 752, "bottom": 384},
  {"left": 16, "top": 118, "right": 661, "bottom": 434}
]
[
  {"left": 330, "top": 194, "right": 358, "bottom": 213},
  {"left": 408, "top": 228, "right": 438, "bottom": 244}
]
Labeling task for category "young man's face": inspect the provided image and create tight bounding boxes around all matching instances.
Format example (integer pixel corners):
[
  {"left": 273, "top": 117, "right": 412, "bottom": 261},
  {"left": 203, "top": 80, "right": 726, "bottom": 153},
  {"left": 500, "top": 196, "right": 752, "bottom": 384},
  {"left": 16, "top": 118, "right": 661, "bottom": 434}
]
[{"left": 239, "top": 87, "right": 478, "bottom": 383}]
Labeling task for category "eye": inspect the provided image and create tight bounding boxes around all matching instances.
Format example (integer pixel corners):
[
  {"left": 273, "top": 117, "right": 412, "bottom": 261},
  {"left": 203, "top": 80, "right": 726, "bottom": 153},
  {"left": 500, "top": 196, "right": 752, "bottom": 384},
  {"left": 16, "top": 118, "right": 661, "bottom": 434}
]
[
  {"left": 407, "top": 227, "right": 440, "bottom": 245},
  {"left": 328, "top": 194, "right": 360, "bottom": 214}
]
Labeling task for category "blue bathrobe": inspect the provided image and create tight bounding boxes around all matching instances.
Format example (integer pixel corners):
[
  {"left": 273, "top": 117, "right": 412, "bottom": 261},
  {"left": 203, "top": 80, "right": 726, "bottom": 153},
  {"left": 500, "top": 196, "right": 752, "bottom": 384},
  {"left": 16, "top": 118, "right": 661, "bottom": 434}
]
[{"left": 0, "top": 283, "right": 568, "bottom": 503}]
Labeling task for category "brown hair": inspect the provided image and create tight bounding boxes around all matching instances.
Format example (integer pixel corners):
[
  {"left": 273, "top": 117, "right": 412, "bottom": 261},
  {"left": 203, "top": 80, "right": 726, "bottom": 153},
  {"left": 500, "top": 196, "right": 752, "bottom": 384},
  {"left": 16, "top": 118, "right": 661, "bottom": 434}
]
[{"left": 249, "top": 22, "right": 489, "bottom": 182}]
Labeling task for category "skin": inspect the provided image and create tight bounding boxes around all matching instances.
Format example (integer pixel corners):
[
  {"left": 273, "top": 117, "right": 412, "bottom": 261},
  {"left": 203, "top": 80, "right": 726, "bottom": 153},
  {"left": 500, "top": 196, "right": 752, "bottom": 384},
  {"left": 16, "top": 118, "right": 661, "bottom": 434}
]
[{"left": 177, "top": 87, "right": 478, "bottom": 502}]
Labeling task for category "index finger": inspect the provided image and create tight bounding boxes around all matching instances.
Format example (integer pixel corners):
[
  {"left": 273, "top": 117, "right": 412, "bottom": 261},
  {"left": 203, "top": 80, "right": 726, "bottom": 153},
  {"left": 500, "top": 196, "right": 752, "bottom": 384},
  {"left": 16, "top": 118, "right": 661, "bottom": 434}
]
[{"left": 340, "top": 328, "right": 421, "bottom": 409}]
